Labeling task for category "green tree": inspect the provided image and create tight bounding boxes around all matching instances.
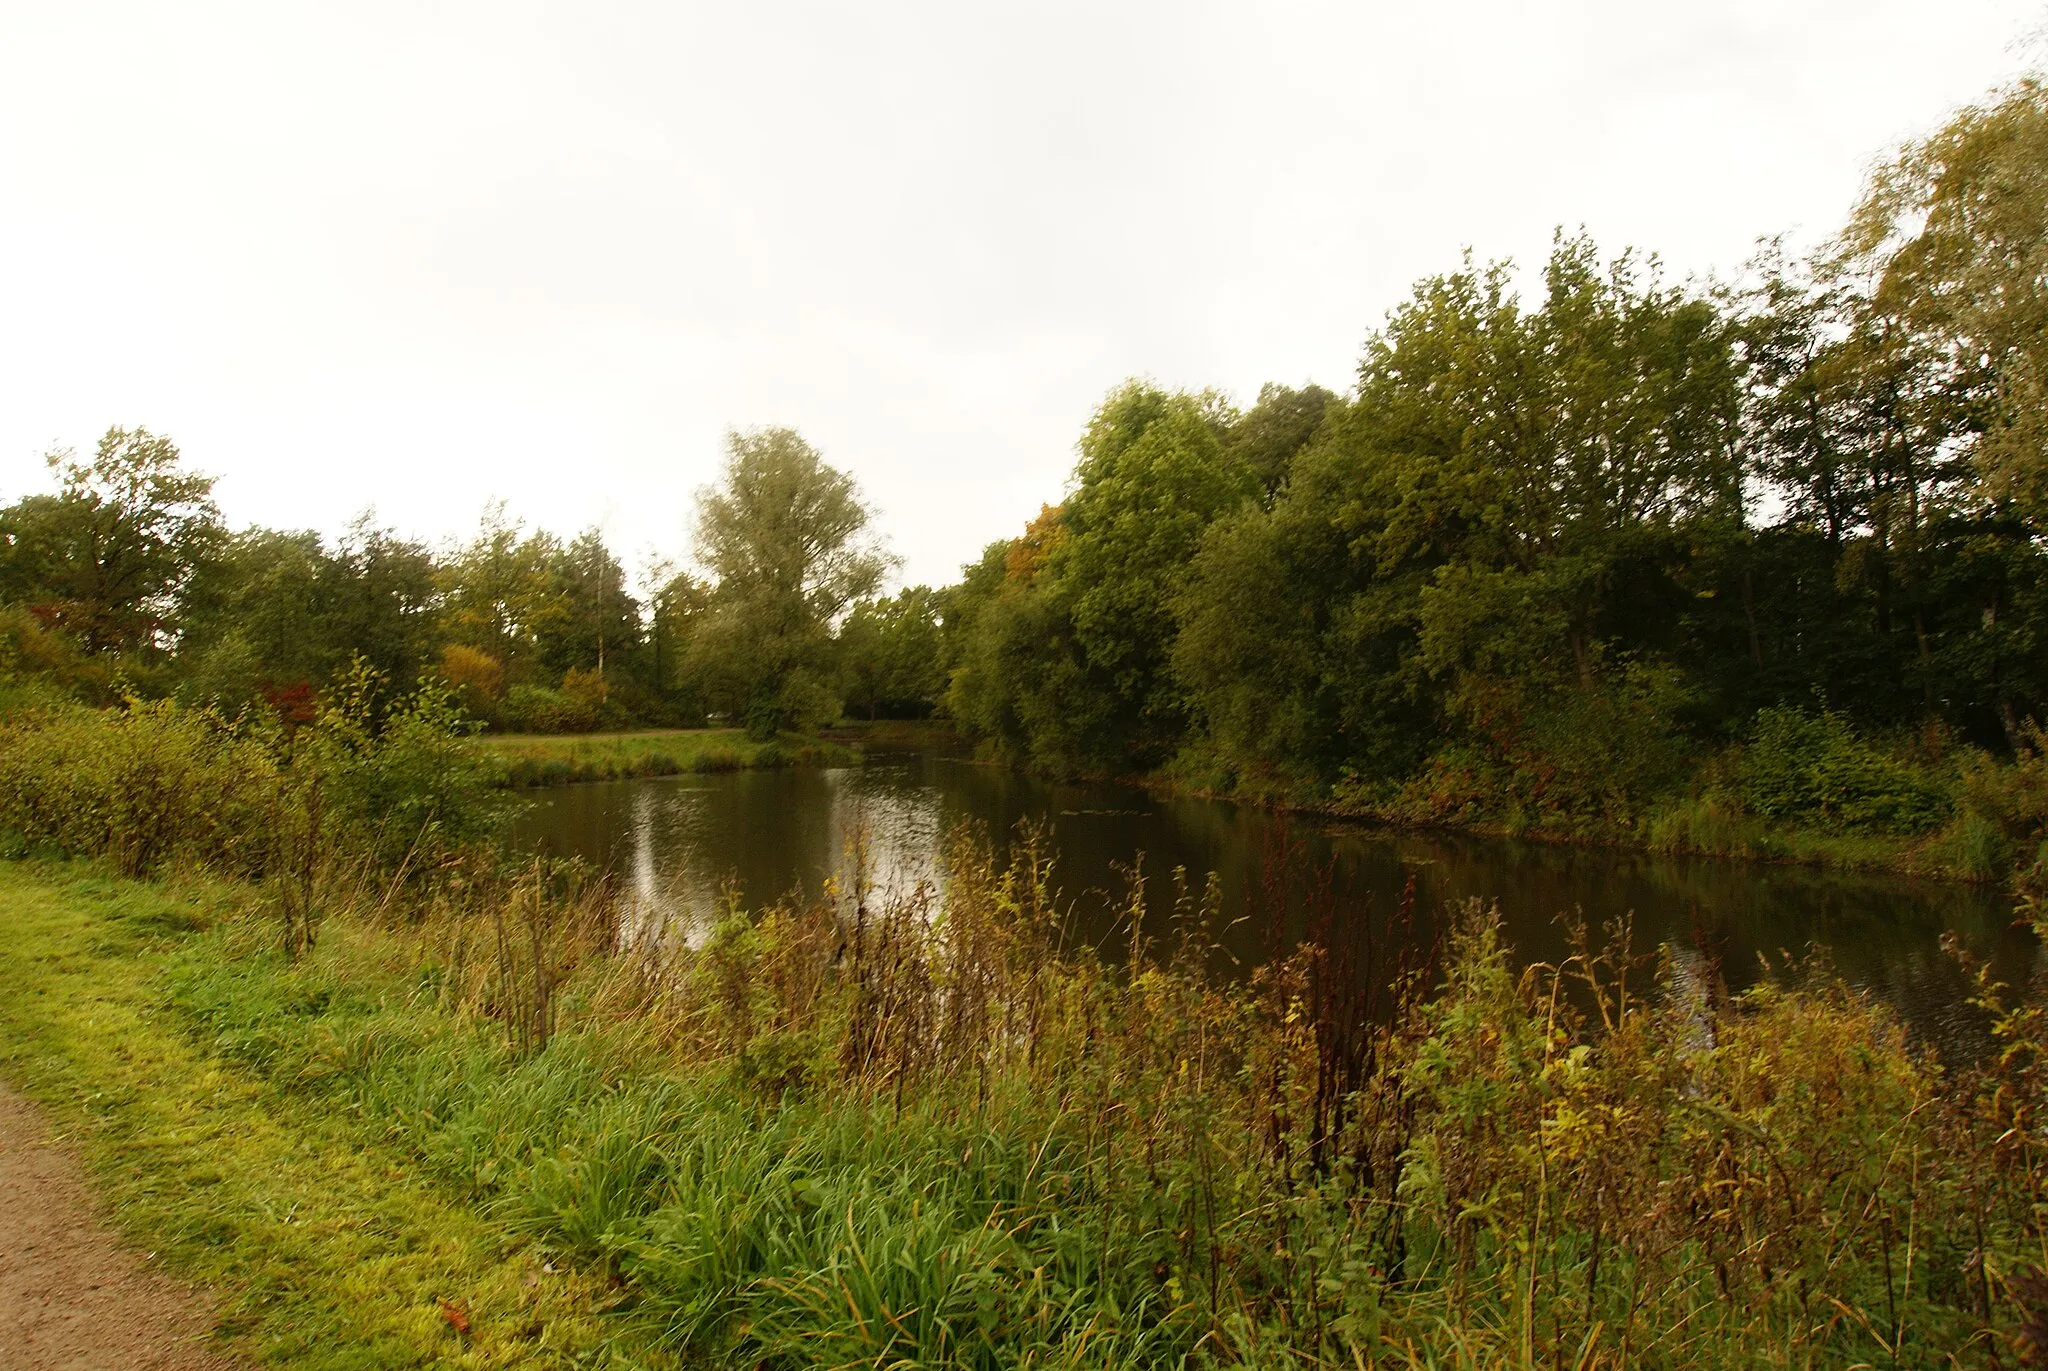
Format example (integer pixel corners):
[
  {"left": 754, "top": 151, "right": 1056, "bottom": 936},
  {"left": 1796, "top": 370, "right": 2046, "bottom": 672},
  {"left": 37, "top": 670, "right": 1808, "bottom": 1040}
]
[
  {"left": 177, "top": 528, "right": 327, "bottom": 708},
  {"left": 1844, "top": 77, "right": 2048, "bottom": 525},
  {"left": 1221, "top": 382, "right": 1336, "bottom": 498},
  {"left": 1355, "top": 239, "right": 1742, "bottom": 689},
  {"left": 687, "top": 428, "right": 891, "bottom": 737},
  {"left": 536, "top": 528, "right": 641, "bottom": 685},
  {"left": 840, "top": 586, "right": 945, "bottom": 719},
  {"left": 1050, "top": 383, "right": 1257, "bottom": 767},
  {"left": 1173, "top": 398, "right": 1437, "bottom": 790},
  {"left": 0, "top": 427, "right": 222, "bottom": 653},
  {"left": 647, "top": 564, "right": 710, "bottom": 702},
  {"left": 320, "top": 516, "right": 441, "bottom": 697},
  {"left": 439, "top": 504, "right": 559, "bottom": 682}
]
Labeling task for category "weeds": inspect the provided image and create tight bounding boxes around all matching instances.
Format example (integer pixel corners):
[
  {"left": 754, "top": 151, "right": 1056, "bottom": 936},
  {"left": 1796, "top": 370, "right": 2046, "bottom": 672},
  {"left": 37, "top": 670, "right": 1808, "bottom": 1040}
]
[{"left": 105, "top": 815, "right": 2043, "bottom": 1367}]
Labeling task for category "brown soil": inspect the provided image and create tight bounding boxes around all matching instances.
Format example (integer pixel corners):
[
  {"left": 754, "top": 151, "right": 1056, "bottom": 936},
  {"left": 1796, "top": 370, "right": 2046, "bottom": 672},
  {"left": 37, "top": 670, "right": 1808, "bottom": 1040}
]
[{"left": 0, "top": 1083, "right": 243, "bottom": 1370}]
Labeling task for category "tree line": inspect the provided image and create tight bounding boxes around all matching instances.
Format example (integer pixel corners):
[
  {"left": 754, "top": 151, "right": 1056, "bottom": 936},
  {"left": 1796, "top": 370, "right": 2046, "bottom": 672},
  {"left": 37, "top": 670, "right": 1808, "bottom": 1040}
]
[
  {"left": 0, "top": 426, "right": 939, "bottom": 736},
  {"left": 939, "top": 77, "right": 2048, "bottom": 834}
]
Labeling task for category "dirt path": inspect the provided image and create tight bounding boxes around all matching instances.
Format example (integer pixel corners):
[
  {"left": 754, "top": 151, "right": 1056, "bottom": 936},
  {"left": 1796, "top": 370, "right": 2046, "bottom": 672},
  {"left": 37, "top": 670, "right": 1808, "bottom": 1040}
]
[{"left": 0, "top": 1083, "right": 243, "bottom": 1370}]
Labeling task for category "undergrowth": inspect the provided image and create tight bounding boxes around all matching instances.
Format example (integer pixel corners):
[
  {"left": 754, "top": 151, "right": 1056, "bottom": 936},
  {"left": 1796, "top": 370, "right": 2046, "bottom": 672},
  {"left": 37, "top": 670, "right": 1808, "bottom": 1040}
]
[{"left": 68, "top": 831, "right": 2048, "bottom": 1367}]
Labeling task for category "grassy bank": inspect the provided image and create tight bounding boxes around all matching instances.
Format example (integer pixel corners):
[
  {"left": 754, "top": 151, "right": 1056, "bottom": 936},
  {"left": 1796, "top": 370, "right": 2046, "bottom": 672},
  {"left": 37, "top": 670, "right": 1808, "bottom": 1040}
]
[
  {"left": 0, "top": 861, "right": 663, "bottom": 1369},
  {"left": 1132, "top": 717, "right": 2048, "bottom": 890},
  {"left": 824, "top": 717, "right": 965, "bottom": 751},
  {"left": 480, "top": 728, "right": 857, "bottom": 787},
  {"left": 2, "top": 843, "right": 2043, "bottom": 1367}
]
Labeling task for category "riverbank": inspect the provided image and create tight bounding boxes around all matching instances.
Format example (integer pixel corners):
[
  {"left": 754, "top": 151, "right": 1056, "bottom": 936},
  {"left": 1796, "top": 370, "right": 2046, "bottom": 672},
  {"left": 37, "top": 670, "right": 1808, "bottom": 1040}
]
[
  {"left": 0, "top": 861, "right": 660, "bottom": 1368},
  {"left": 0, "top": 696, "right": 2038, "bottom": 1365},
  {"left": 977, "top": 737, "right": 2047, "bottom": 891},
  {"left": 481, "top": 728, "right": 857, "bottom": 787},
  {"left": 0, "top": 846, "right": 2038, "bottom": 1367}
]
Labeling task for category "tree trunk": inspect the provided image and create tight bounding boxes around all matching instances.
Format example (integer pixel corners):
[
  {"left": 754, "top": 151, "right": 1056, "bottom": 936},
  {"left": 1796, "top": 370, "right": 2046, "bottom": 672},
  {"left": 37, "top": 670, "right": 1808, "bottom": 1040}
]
[{"left": 1742, "top": 569, "right": 1764, "bottom": 668}]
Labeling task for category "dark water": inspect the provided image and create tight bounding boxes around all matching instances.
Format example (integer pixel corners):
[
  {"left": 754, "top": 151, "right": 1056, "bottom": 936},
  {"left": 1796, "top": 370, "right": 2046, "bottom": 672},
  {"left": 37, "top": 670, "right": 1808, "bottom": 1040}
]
[{"left": 510, "top": 750, "right": 2040, "bottom": 1058}]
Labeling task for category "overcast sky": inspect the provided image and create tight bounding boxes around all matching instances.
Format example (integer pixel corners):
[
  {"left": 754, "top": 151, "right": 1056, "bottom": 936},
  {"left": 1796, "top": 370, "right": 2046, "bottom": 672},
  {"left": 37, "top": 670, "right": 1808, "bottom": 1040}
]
[{"left": 0, "top": 2, "right": 2041, "bottom": 590}]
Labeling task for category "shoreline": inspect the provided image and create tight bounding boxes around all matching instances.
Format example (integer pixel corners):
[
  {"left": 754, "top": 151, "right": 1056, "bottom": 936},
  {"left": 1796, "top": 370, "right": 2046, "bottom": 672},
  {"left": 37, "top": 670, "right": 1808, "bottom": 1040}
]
[
  {"left": 481, "top": 721, "right": 2024, "bottom": 892},
  {"left": 945, "top": 745, "right": 2016, "bottom": 892}
]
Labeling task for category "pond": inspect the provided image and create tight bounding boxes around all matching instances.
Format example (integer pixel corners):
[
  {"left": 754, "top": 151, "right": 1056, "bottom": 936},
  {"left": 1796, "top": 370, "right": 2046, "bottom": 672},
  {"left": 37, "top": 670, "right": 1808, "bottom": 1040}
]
[{"left": 510, "top": 749, "right": 2040, "bottom": 1059}]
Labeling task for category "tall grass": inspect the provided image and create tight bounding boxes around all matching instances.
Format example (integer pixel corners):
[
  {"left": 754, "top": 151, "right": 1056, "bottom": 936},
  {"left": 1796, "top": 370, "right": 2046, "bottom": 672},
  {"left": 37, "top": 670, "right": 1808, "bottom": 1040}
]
[{"left": 148, "top": 818, "right": 2048, "bottom": 1369}]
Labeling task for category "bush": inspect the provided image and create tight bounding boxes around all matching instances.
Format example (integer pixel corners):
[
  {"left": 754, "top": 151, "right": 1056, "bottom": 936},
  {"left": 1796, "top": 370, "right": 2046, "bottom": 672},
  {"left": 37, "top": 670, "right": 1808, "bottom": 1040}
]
[
  {"left": 1741, "top": 706, "right": 1951, "bottom": 833},
  {"left": 0, "top": 699, "right": 279, "bottom": 876},
  {"left": 0, "top": 659, "right": 511, "bottom": 883},
  {"left": 304, "top": 660, "right": 516, "bottom": 871},
  {"left": 500, "top": 684, "right": 597, "bottom": 735}
]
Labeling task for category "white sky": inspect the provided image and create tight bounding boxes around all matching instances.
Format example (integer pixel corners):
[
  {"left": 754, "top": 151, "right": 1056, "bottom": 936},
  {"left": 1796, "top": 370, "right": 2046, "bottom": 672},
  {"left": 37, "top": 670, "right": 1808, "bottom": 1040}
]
[{"left": 1, "top": 2, "right": 2041, "bottom": 591}]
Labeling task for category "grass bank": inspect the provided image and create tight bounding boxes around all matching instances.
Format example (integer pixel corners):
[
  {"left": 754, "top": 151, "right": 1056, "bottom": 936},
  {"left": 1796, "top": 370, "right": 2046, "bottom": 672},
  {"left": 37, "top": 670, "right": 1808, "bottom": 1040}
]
[
  {"left": 1137, "top": 717, "right": 2048, "bottom": 890},
  {"left": 824, "top": 717, "right": 966, "bottom": 751},
  {"left": 3, "top": 841, "right": 2044, "bottom": 1368},
  {"left": 480, "top": 728, "right": 857, "bottom": 788},
  {"left": 0, "top": 860, "right": 666, "bottom": 1369}
]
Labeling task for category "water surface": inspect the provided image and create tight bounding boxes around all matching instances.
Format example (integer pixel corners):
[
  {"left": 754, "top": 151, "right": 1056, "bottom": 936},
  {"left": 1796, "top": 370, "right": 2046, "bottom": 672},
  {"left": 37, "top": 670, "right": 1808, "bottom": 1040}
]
[{"left": 510, "top": 750, "right": 2039, "bottom": 1057}]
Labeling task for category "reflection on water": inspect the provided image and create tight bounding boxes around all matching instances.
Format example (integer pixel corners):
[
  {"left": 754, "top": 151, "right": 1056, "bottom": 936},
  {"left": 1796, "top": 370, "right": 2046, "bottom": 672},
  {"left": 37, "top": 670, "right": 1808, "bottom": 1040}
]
[{"left": 509, "top": 750, "right": 2041, "bottom": 1058}]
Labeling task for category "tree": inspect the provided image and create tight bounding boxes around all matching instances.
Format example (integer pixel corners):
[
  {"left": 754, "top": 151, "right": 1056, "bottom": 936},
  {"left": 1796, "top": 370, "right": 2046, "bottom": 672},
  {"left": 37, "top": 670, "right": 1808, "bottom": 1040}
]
[
  {"left": 1052, "top": 383, "right": 1258, "bottom": 766},
  {"left": 840, "top": 586, "right": 945, "bottom": 719},
  {"left": 1355, "top": 238, "right": 1743, "bottom": 691},
  {"left": 439, "top": 504, "right": 559, "bottom": 681},
  {"left": 535, "top": 528, "right": 641, "bottom": 685},
  {"left": 321, "top": 516, "right": 441, "bottom": 696},
  {"left": 1173, "top": 397, "right": 1438, "bottom": 789},
  {"left": 1222, "top": 382, "right": 1337, "bottom": 498},
  {"left": 647, "top": 564, "right": 710, "bottom": 703},
  {"left": 1844, "top": 78, "right": 2048, "bottom": 525},
  {"left": 687, "top": 428, "right": 891, "bottom": 736},
  {"left": 0, "top": 427, "right": 222, "bottom": 653},
  {"left": 1816, "top": 77, "right": 2048, "bottom": 739},
  {"left": 177, "top": 528, "right": 327, "bottom": 708}
]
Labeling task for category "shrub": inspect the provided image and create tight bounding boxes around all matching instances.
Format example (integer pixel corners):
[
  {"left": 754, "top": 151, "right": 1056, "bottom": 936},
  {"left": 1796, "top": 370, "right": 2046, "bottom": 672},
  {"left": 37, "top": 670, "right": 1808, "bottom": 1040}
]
[
  {"left": 0, "top": 698, "right": 279, "bottom": 876},
  {"left": 500, "top": 684, "right": 597, "bottom": 735},
  {"left": 303, "top": 660, "right": 516, "bottom": 872},
  {"left": 1742, "top": 706, "right": 1951, "bottom": 833},
  {"left": 437, "top": 644, "right": 505, "bottom": 725},
  {"left": 0, "top": 659, "right": 510, "bottom": 884}
]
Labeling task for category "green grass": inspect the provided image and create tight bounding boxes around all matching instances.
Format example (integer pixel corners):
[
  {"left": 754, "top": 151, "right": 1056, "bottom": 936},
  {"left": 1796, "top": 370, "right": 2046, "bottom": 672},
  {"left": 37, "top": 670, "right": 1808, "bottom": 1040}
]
[
  {"left": 0, "top": 841, "right": 2035, "bottom": 1369},
  {"left": 479, "top": 728, "right": 858, "bottom": 787},
  {"left": 0, "top": 861, "right": 670, "bottom": 1369}
]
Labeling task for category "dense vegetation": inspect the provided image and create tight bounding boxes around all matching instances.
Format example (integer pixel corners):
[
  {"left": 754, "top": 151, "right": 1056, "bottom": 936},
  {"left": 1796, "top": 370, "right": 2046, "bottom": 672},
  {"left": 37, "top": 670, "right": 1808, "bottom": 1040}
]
[
  {"left": 1, "top": 693, "right": 2045, "bottom": 1367},
  {"left": 0, "top": 425, "right": 924, "bottom": 738},
  {"left": 939, "top": 79, "right": 2048, "bottom": 876}
]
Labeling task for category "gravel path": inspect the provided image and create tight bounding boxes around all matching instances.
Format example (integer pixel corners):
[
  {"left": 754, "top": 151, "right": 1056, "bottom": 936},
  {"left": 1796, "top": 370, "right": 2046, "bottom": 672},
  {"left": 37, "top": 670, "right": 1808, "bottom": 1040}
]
[{"left": 0, "top": 1083, "right": 243, "bottom": 1370}]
